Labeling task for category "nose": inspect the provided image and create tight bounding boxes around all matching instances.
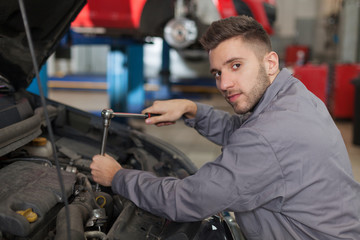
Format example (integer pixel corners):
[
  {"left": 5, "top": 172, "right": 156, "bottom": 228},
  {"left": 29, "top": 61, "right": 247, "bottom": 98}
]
[{"left": 218, "top": 72, "right": 235, "bottom": 91}]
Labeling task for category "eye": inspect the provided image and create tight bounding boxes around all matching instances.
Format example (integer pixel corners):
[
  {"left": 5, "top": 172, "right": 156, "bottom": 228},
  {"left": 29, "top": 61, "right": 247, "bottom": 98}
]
[
  {"left": 232, "top": 63, "right": 241, "bottom": 70},
  {"left": 213, "top": 71, "right": 221, "bottom": 79}
]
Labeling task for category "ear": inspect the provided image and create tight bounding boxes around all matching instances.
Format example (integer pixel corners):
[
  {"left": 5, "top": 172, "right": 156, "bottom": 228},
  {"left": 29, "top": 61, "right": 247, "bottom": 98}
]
[{"left": 263, "top": 51, "right": 279, "bottom": 82}]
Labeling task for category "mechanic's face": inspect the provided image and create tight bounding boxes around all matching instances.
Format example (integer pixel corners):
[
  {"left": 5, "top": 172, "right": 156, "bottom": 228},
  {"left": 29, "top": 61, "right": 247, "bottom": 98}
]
[{"left": 209, "top": 37, "right": 273, "bottom": 114}]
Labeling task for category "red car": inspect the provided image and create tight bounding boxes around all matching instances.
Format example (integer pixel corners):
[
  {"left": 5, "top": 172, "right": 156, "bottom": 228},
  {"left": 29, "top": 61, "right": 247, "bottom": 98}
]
[{"left": 72, "top": 0, "right": 276, "bottom": 48}]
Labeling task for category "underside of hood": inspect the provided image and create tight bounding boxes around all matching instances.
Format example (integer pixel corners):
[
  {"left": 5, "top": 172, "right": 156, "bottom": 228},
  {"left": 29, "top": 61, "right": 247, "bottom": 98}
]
[{"left": 0, "top": 0, "right": 86, "bottom": 91}]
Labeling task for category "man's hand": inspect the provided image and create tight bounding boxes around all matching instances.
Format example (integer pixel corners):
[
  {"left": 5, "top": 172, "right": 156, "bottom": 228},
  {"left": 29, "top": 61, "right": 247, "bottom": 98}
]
[
  {"left": 142, "top": 99, "right": 197, "bottom": 126},
  {"left": 90, "top": 154, "right": 122, "bottom": 186}
]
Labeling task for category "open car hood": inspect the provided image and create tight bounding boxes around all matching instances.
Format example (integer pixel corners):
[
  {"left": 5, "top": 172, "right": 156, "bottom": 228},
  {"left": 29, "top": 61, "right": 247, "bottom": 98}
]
[{"left": 0, "top": 0, "right": 86, "bottom": 91}]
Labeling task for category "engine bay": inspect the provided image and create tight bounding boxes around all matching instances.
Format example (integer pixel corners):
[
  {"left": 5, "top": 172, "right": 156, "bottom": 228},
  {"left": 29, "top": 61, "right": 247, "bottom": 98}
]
[{"left": 0, "top": 93, "right": 242, "bottom": 240}]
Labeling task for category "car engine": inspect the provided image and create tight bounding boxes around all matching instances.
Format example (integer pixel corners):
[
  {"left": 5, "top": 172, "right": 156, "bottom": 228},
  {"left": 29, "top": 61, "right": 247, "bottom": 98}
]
[{"left": 0, "top": 96, "right": 242, "bottom": 240}]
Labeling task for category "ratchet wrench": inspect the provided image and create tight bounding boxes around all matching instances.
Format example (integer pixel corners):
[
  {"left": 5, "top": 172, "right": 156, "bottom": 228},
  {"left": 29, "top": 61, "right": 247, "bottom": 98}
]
[{"left": 95, "top": 109, "right": 160, "bottom": 191}]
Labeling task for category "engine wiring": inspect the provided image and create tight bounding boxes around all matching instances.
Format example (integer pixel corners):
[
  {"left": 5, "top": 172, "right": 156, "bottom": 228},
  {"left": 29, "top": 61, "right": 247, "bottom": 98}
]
[{"left": 18, "top": 0, "right": 72, "bottom": 239}]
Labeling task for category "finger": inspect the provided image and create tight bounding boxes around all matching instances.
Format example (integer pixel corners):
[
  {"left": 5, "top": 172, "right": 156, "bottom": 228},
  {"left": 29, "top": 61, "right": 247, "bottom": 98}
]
[
  {"left": 155, "top": 121, "right": 176, "bottom": 127},
  {"left": 146, "top": 115, "right": 176, "bottom": 125},
  {"left": 145, "top": 115, "right": 163, "bottom": 124},
  {"left": 142, "top": 100, "right": 166, "bottom": 114},
  {"left": 141, "top": 109, "right": 149, "bottom": 115},
  {"left": 91, "top": 169, "right": 99, "bottom": 180},
  {"left": 94, "top": 154, "right": 112, "bottom": 162},
  {"left": 141, "top": 105, "right": 156, "bottom": 115},
  {"left": 93, "top": 154, "right": 106, "bottom": 162},
  {"left": 90, "top": 161, "right": 100, "bottom": 171}
]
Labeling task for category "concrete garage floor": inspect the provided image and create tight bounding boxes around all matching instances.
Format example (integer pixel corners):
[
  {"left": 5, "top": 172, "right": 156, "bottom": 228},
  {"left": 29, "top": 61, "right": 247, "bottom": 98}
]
[{"left": 48, "top": 89, "right": 360, "bottom": 182}]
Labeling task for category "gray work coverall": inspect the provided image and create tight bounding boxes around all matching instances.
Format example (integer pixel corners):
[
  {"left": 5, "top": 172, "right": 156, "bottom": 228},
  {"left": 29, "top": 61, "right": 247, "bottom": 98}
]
[{"left": 112, "top": 68, "right": 360, "bottom": 239}]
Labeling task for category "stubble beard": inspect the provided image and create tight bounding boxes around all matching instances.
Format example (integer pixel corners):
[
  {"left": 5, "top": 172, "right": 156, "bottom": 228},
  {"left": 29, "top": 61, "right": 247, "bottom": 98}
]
[{"left": 232, "top": 64, "right": 271, "bottom": 114}]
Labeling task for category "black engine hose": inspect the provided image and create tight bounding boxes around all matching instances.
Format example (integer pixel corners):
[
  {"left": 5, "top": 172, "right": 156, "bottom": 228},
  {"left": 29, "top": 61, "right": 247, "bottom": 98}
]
[
  {"left": 55, "top": 173, "right": 100, "bottom": 240},
  {"left": 55, "top": 204, "right": 90, "bottom": 240}
]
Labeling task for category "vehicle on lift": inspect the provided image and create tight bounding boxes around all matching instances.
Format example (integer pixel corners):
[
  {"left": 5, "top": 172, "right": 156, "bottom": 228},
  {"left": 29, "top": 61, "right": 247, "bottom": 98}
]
[
  {"left": 71, "top": 0, "right": 276, "bottom": 49},
  {"left": 0, "top": 0, "right": 244, "bottom": 239}
]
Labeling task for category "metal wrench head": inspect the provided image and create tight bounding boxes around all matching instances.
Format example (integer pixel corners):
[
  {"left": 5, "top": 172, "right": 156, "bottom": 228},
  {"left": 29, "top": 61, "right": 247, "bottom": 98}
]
[{"left": 101, "top": 108, "right": 114, "bottom": 120}]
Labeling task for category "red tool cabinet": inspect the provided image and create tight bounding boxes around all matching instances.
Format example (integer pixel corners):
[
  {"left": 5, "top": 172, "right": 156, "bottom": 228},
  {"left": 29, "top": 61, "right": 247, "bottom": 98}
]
[
  {"left": 331, "top": 64, "right": 360, "bottom": 119},
  {"left": 293, "top": 64, "right": 328, "bottom": 105}
]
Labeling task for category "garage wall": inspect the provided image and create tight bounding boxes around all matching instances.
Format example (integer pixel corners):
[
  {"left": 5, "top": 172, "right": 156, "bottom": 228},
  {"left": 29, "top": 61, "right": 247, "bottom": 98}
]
[
  {"left": 272, "top": 0, "right": 343, "bottom": 64},
  {"left": 338, "top": 0, "right": 360, "bottom": 63}
]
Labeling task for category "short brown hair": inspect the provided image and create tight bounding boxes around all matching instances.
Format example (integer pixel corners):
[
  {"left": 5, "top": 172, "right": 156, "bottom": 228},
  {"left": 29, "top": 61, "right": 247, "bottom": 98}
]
[{"left": 199, "top": 16, "right": 272, "bottom": 58}]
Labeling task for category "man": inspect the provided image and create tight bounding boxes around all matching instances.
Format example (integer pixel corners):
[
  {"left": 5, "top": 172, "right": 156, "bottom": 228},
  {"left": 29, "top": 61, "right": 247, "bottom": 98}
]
[{"left": 91, "top": 16, "right": 360, "bottom": 239}]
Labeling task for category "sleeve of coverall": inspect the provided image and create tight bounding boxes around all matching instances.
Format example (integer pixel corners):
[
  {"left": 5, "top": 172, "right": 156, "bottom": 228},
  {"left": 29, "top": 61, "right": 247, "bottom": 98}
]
[
  {"left": 184, "top": 103, "right": 245, "bottom": 146},
  {"left": 111, "top": 127, "right": 285, "bottom": 222}
]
